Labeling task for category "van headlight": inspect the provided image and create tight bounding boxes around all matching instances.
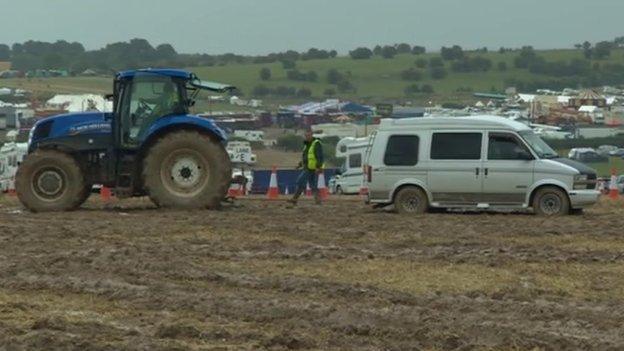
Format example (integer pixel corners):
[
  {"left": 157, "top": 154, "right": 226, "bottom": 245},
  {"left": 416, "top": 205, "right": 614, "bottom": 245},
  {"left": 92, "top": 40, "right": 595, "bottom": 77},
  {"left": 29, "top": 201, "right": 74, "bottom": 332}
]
[{"left": 573, "top": 174, "right": 588, "bottom": 190}]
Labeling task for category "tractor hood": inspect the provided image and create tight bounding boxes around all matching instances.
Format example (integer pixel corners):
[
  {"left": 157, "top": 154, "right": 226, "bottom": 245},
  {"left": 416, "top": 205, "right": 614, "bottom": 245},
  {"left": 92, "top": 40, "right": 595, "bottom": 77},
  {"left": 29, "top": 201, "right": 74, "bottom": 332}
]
[{"left": 31, "top": 111, "right": 112, "bottom": 144}]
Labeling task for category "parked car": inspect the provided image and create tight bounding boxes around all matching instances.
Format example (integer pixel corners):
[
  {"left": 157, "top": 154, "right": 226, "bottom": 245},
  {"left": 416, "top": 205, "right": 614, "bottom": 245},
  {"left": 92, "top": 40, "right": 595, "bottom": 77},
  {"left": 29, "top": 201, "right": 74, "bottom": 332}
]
[
  {"left": 364, "top": 116, "right": 600, "bottom": 216},
  {"left": 569, "top": 148, "right": 608, "bottom": 163},
  {"left": 597, "top": 145, "right": 619, "bottom": 156},
  {"left": 608, "top": 148, "right": 624, "bottom": 157}
]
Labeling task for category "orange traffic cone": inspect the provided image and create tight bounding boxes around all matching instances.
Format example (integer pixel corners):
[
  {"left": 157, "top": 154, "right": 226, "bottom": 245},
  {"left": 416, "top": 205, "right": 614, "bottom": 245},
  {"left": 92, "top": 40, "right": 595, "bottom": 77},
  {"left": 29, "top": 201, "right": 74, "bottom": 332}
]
[
  {"left": 228, "top": 184, "right": 242, "bottom": 199},
  {"left": 100, "top": 186, "right": 112, "bottom": 202},
  {"left": 7, "top": 180, "right": 17, "bottom": 197},
  {"left": 306, "top": 182, "right": 312, "bottom": 197},
  {"left": 267, "top": 166, "right": 279, "bottom": 200},
  {"left": 317, "top": 172, "right": 329, "bottom": 200},
  {"left": 609, "top": 169, "right": 619, "bottom": 200}
]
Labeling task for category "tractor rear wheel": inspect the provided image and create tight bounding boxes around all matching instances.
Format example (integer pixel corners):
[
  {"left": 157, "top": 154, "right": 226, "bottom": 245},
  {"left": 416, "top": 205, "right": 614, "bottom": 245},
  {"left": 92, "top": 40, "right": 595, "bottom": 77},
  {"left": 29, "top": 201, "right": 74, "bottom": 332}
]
[
  {"left": 15, "top": 150, "right": 87, "bottom": 212},
  {"left": 142, "top": 131, "right": 231, "bottom": 209}
]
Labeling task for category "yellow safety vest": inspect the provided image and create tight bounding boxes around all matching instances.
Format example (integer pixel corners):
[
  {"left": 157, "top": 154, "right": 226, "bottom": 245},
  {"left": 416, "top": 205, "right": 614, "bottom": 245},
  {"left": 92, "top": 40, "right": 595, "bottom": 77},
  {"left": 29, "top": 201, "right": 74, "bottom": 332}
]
[{"left": 305, "top": 139, "right": 323, "bottom": 170}]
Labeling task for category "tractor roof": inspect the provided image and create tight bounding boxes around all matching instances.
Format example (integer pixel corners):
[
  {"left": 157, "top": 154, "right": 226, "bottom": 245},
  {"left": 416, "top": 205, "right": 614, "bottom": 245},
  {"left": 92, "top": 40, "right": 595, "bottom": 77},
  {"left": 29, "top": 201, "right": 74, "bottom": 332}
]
[{"left": 116, "top": 68, "right": 193, "bottom": 80}]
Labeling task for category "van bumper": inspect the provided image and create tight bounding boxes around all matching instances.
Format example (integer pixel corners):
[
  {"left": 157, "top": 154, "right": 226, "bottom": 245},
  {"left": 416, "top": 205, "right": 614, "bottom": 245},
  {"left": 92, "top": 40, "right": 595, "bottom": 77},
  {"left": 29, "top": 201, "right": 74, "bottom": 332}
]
[{"left": 568, "top": 190, "right": 601, "bottom": 208}]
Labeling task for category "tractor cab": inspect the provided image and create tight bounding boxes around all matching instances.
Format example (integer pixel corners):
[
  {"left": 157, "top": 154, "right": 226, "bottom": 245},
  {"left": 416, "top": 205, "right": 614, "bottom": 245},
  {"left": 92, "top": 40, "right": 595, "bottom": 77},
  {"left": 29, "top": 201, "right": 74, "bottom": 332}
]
[{"left": 18, "top": 69, "right": 235, "bottom": 212}]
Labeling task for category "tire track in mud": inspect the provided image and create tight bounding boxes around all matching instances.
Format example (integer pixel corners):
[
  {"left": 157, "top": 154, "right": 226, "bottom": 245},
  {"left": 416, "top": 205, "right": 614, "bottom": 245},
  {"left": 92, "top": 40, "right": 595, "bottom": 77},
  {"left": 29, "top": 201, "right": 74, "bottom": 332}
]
[{"left": 1, "top": 198, "right": 624, "bottom": 349}]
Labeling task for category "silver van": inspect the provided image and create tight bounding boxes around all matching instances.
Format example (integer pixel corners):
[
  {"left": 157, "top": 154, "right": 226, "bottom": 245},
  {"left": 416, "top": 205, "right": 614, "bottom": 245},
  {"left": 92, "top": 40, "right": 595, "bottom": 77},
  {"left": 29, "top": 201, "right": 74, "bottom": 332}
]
[{"left": 364, "top": 116, "right": 600, "bottom": 216}]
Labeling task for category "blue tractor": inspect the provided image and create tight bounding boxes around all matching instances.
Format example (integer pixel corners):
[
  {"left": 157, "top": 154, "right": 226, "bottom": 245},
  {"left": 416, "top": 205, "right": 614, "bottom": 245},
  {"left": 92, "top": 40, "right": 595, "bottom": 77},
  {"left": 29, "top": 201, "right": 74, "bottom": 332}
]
[{"left": 16, "top": 69, "right": 235, "bottom": 212}]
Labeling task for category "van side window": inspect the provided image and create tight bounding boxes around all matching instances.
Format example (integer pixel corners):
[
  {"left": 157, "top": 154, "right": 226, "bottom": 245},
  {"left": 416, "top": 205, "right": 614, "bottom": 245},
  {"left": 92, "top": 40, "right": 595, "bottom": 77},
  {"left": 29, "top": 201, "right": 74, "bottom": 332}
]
[
  {"left": 384, "top": 135, "right": 419, "bottom": 166},
  {"left": 488, "top": 133, "right": 530, "bottom": 160},
  {"left": 349, "top": 153, "right": 362, "bottom": 168},
  {"left": 431, "top": 133, "right": 482, "bottom": 160}
]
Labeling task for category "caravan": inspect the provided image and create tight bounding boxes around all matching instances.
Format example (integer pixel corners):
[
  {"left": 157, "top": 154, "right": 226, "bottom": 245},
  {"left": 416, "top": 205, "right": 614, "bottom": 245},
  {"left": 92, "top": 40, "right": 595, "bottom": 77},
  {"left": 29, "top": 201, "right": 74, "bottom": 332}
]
[
  {"left": 0, "top": 142, "right": 28, "bottom": 192},
  {"left": 330, "top": 137, "right": 369, "bottom": 194}
]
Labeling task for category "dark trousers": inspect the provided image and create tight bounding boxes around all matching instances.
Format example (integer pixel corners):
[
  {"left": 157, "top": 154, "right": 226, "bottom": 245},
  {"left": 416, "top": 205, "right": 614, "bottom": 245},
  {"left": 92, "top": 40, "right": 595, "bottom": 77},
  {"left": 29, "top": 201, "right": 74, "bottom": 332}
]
[{"left": 295, "top": 169, "right": 318, "bottom": 195}]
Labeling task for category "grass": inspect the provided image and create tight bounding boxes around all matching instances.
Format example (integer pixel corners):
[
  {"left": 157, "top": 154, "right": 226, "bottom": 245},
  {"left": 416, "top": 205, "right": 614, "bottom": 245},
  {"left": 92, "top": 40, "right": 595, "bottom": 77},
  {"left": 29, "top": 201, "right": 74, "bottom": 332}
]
[{"left": 2, "top": 48, "right": 624, "bottom": 104}]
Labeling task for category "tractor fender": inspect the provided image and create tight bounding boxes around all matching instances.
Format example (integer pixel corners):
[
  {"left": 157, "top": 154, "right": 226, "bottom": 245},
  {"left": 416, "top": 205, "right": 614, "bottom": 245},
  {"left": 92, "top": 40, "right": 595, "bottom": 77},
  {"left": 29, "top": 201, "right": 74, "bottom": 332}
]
[{"left": 139, "top": 115, "right": 228, "bottom": 149}]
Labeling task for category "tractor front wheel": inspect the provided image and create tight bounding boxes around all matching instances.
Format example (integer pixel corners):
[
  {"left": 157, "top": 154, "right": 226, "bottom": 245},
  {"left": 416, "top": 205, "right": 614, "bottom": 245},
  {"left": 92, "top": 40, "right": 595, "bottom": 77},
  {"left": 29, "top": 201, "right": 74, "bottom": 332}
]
[
  {"left": 142, "top": 131, "right": 231, "bottom": 209},
  {"left": 15, "top": 150, "right": 87, "bottom": 212}
]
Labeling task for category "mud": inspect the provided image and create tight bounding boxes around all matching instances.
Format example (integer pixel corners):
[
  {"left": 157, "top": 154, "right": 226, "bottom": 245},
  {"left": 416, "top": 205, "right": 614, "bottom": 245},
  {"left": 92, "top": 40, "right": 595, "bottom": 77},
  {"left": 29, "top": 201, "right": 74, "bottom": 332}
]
[{"left": 1, "top": 196, "right": 623, "bottom": 350}]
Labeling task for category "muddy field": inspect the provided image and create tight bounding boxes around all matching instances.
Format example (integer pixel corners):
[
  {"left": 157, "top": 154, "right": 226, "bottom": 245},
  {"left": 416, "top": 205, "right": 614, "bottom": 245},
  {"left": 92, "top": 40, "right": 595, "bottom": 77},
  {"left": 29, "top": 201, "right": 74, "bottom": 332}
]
[{"left": 1, "top": 195, "right": 624, "bottom": 350}]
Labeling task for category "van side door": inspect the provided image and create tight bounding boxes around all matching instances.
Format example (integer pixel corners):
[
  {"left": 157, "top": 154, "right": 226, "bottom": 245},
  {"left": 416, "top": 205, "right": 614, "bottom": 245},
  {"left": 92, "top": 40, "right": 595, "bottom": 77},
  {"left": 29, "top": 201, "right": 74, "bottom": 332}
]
[
  {"left": 428, "top": 132, "right": 484, "bottom": 206},
  {"left": 482, "top": 132, "right": 535, "bottom": 205}
]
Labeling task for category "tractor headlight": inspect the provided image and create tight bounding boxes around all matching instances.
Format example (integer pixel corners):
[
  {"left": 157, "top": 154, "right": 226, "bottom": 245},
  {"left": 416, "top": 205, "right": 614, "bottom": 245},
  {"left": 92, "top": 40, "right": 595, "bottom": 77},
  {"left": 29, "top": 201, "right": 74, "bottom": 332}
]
[{"left": 574, "top": 174, "right": 588, "bottom": 190}]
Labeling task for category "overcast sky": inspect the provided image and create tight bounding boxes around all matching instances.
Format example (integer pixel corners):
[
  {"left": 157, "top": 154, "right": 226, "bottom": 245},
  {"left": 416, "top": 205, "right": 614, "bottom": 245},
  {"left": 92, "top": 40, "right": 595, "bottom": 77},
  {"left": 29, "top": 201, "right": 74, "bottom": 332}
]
[{"left": 0, "top": 0, "right": 621, "bottom": 54}]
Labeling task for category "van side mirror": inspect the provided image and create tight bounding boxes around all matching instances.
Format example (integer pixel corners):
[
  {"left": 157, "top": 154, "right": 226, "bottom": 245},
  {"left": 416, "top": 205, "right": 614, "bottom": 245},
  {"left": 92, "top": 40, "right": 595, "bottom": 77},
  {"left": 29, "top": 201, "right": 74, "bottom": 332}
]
[{"left": 105, "top": 94, "right": 114, "bottom": 101}]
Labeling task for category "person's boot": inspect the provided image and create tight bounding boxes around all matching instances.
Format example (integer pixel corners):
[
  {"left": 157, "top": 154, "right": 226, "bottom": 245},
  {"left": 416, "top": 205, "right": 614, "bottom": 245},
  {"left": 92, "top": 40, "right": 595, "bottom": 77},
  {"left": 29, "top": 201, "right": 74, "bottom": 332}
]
[
  {"left": 313, "top": 190, "right": 322, "bottom": 205},
  {"left": 288, "top": 189, "right": 303, "bottom": 205}
]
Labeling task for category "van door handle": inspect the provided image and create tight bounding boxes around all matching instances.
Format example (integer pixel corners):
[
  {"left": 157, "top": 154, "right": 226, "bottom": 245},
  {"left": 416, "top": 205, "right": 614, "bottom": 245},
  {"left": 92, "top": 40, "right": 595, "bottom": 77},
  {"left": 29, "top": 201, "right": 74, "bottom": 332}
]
[
  {"left": 374, "top": 167, "right": 386, "bottom": 171},
  {"left": 475, "top": 168, "right": 480, "bottom": 177},
  {"left": 484, "top": 168, "right": 489, "bottom": 177}
]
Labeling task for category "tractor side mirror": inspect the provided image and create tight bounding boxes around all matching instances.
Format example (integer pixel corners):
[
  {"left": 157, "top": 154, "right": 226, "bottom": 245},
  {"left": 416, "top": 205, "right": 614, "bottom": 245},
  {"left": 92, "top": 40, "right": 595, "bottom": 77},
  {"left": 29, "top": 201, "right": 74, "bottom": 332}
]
[
  {"left": 187, "top": 99, "right": 196, "bottom": 107},
  {"left": 105, "top": 94, "right": 114, "bottom": 101}
]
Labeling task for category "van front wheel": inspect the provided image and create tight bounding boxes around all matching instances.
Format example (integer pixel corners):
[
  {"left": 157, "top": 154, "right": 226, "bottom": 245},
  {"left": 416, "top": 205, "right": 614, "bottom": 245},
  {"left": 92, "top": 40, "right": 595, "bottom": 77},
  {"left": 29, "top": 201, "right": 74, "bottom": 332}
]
[
  {"left": 532, "top": 186, "right": 570, "bottom": 216},
  {"left": 394, "top": 187, "right": 428, "bottom": 214}
]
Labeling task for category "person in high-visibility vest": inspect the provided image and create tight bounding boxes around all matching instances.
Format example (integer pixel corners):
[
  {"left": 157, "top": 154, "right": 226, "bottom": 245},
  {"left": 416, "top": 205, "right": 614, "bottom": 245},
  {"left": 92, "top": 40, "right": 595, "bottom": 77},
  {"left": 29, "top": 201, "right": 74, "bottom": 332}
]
[{"left": 289, "top": 130, "right": 324, "bottom": 205}]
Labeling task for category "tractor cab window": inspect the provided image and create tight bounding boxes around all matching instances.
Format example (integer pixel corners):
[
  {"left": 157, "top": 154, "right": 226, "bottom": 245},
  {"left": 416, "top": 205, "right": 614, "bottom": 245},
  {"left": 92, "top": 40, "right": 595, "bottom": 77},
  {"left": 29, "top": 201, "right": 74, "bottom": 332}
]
[{"left": 120, "top": 76, "right": 186, "bottom": 146}]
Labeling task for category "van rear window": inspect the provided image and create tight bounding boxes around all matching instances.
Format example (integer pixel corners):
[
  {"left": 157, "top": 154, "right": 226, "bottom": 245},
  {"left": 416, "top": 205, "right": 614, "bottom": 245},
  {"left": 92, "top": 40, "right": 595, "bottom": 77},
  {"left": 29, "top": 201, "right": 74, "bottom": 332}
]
[
  {"left": 384, "top": 135, "right": 419, "bottom": 166},
  {"left": 431, "top": 133, "right": 482, "bottom": 160}
]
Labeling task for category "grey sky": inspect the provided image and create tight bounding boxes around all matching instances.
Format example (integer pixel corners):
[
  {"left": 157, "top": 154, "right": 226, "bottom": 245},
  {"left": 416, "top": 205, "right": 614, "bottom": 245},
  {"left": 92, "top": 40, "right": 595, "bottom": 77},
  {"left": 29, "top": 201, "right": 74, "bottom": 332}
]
[{"left": 0, "top": 0, "right": 622, "bottom": 54}]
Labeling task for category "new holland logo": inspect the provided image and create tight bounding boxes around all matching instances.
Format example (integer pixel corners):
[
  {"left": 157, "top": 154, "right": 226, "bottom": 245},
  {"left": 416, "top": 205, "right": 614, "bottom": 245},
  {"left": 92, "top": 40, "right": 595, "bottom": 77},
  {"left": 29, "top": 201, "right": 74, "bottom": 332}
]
[{"left": 69, "top": 122, "right": 111, "bottom": 135}]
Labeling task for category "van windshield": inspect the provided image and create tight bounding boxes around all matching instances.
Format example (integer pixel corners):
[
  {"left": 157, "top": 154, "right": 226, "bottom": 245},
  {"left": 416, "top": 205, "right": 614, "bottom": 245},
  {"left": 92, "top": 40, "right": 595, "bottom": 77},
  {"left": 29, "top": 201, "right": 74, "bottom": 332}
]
[{"left": 519, "top": 131, "right": 559, "bottom": 159}]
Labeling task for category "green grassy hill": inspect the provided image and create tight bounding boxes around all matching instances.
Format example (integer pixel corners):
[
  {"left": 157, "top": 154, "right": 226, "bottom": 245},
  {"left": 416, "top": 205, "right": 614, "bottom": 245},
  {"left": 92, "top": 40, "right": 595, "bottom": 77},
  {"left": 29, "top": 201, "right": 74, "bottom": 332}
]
[{"left": 2, "top": 48, "right": 623, "bottom": 106}]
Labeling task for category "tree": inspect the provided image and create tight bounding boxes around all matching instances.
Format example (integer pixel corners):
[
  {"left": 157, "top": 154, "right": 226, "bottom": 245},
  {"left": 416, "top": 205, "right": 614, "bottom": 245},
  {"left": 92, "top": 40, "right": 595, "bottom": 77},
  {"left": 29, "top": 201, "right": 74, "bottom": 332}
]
[
  {"left": 0, "top": 44, "right": 10, "bottom": 60},
  {"left": 514, "top": 46, "right": 538, "bottom": 68},
  {"left": 582, "top": 41, "right": 593, "bottom": 59},
  {"left": 296, "top": 87, "right": 312, "bottom": 98},
  {"left": 337, "top": 79, "right": 356, "bottom": 93},
  {"left": 593, "top": 41, "right": 613, "bottom": 59},
  {"left": 396, "top": 43, "right": 412, "bottom": 54},
  {"left": 281, "top": 60, "right": 296, "bottom": 69},
  {"left": 574, "top": 43, "right": 583, "bottom": 50},
  {"left": 329, "top": 50, "right": 338, "bottom": 58},
  {"left": 306, "top": 70, "right": 318, "bottom": 82},
  {"left": 373, "top": 45, "right": 382, "bottom": 56},
  {"left": 614, "top": 36, "right": 624, "bottom": 48},
  {"left": 497, "top": 61, "right": 508, "bottom": 71},
  {"left": 155, "top": 43, "right": 177, "bottom": 60},
  {"left": 421, "top": 84, "right": 434, "bottom": 93},
  {"left": 400, "top": 68, "right": 424, "bottom": 81},
  {"left": 430, "top": 66, "right": 447, "bottom": 79},
  {"left": 429, "top": 56, "right": 444, "bottom": 68},
  {"left": 440, "top": 45, "right": 464, "bottom": 60},
  {"left": 411, "top": 46, "right": 426, "bottom": 55},
  {"left": 415, "top": 58, "right": 427, "bottom": 68},
  {"left": 326, "top": 69, "right": 344, "bottom": 84},
  {"left": 349, "top": 47, "right": 373, "bottom": 60},
  {"left": 259, "top": 67, "right": 271, "bottom": 81},
  {"left": 380, "top": 45, "right": 397, "bottom": 59}
]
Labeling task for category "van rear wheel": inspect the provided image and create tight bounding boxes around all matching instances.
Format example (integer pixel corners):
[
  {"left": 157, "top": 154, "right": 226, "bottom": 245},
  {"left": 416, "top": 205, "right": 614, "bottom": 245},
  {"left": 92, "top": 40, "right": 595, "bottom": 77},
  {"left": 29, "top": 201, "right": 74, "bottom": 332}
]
[
  {"left": 394, "top": 187, "right": 428, "bottom": 214},
  {"left": 533, "top": 186, "right": 570, "bottom": 216}
]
